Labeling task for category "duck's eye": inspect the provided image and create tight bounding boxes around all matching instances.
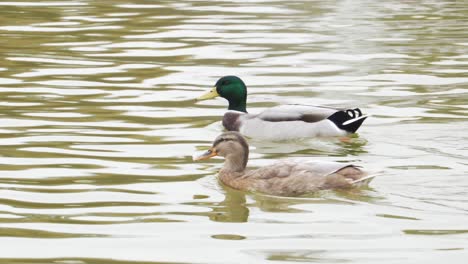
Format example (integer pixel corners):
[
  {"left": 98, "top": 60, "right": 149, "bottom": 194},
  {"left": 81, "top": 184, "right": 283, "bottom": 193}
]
[{"left": 222, "top": 80, "right": 230, "bottom": 85}]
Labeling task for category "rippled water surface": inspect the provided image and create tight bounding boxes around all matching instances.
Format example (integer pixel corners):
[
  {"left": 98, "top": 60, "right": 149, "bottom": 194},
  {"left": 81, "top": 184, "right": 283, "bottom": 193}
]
[{"left": 0, "top": 0, "right": 467, "bottom": 263}]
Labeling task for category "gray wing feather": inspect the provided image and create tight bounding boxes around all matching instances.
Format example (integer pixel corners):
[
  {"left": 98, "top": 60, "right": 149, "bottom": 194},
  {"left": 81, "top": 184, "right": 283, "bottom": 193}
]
[{"left": 256, "top": 105, "right": 339, "bottom": 123}]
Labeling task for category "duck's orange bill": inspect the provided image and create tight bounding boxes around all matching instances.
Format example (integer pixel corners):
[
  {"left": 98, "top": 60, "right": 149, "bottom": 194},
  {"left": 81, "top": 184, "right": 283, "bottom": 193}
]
[{"left": 193, "top": 148, "right": 217, "bottom": 161}]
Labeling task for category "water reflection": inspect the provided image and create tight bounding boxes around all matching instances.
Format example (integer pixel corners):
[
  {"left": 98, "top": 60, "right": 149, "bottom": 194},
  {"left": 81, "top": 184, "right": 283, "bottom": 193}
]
[
  {"left": 209, "top": 188, "right": 249, "bottom": 223},
  {"left": 264, "top": 249, "right": 347, "bottom": 263}
]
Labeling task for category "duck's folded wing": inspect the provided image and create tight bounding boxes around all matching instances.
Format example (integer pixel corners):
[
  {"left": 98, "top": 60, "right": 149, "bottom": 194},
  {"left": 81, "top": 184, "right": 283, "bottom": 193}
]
[
  {"left": 246, "top": 160, "right": 354, "bottom": 180},
  {"left": 299, "top": 160, "right": 358, "bottom": 176},
  {"left": 256, "top": 104, "right": 341, "bottom": 123}
]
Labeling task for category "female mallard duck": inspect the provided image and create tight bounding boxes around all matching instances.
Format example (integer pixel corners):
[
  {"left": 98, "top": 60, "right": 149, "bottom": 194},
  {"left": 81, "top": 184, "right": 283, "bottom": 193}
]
[
  {"left": 194, "top": 131, "right": 375, "bottom": 196},
  {"left": 197, "top": 76, "right": 368, "bottom": 140}
]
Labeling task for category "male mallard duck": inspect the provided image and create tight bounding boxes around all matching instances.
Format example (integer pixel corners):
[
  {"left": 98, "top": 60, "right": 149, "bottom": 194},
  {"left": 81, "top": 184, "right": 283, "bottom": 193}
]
[
  {"left": 197, "top": 76, "right": 368, "bottom": 140},
  {"left": 194, "top": 131, "right": 375, "bottom": 196}
]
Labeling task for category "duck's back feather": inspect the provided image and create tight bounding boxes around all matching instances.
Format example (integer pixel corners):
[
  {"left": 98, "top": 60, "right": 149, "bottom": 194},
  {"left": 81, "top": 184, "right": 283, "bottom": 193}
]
[
  {"left": 228, "top": 160, "right": 369, "bottom": 196},
  {"left": 247, "top": 160, "right": 358, "bottom": 180},
  {"left": 256, "top": 104, "right": 339, "bottom": 123}
]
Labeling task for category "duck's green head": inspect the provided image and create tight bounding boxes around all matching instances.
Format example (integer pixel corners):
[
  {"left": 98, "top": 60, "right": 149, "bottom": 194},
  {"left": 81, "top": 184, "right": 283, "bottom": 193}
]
[{"left": 197, "top": 76, "right": 247, "bottom": 113}]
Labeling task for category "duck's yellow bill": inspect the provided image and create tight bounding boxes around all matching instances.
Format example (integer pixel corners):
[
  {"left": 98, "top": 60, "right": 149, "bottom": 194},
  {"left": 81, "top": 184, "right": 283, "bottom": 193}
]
[
  {"left": 197, "top": 87, "right": 219, "bottom": 100},
  {"left": 193, "top": 148, "right": 217, "bottom": 161}
]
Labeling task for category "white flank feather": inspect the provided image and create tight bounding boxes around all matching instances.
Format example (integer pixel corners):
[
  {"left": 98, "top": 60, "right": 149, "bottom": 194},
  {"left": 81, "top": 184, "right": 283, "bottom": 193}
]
[{"left": 240, "top": 118, "right": 347, "bottom": 140}]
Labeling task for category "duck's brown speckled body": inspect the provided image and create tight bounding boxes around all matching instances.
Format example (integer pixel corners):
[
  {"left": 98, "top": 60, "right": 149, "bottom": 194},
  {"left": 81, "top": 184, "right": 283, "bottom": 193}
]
[{"left": 194, "top": 132, "right": 375, "bottom": 196}]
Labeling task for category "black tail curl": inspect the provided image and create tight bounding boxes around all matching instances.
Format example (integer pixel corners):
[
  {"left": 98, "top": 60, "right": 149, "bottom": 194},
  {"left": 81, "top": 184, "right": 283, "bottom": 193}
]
[{"left": 327, "top": 108, "right": 367, "bottom": 133}]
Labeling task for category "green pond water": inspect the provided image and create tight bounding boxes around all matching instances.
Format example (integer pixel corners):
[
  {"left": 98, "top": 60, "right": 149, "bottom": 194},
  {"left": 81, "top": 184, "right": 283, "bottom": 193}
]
[{"left": 0, "top": 0, "right": 467, "bottom": 263}]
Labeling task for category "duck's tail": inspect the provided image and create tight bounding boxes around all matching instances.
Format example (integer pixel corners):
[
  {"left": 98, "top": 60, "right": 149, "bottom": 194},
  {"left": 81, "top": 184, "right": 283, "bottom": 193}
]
[
  {"left": 327, "top": 108, "right": 368, "bottom": 133},
  {"left": 351, "top": 173, "right": 380, "bottom": 187}
]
